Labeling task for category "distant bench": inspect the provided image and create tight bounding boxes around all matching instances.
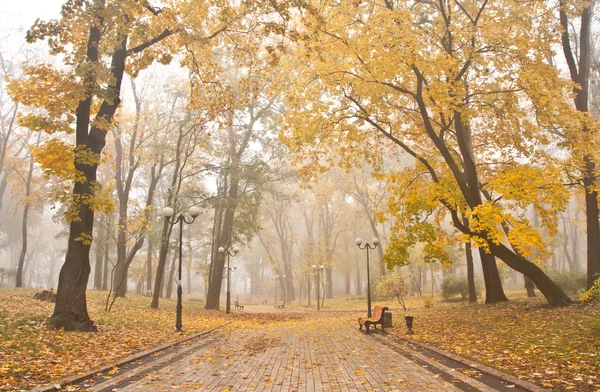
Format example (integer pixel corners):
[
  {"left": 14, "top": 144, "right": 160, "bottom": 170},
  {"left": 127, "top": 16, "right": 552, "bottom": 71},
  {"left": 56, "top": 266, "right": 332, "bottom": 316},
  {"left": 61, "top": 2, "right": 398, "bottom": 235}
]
[
  {"left": 275, "top": 300, "right": 285, "bottom": 309},
  {"left": 234, "top": 301, "right": 244, "bottom": 310},
  {"left": 358, "top": 306, "right": 389, "bottom": 334}
]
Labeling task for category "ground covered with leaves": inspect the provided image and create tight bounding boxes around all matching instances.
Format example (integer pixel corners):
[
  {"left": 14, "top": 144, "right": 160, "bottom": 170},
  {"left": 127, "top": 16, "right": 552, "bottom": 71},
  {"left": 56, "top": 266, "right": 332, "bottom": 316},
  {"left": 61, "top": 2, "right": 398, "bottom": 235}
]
[
  {"left": 386, "top": 293, "right": 600, "bottom": 392},
  {"left": 0, "top": 288, "right": 230, "bottom": 390},
  {"left": 2, "top": 289, "right": 599, "bottom": 391}
]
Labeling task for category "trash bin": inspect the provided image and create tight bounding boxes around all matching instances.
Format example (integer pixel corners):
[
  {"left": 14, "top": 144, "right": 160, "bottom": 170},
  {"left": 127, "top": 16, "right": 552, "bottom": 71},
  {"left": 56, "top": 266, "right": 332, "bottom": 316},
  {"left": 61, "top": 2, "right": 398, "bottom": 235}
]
[{"left": 383, "top": 312, "right": 392, "bottom": 328}]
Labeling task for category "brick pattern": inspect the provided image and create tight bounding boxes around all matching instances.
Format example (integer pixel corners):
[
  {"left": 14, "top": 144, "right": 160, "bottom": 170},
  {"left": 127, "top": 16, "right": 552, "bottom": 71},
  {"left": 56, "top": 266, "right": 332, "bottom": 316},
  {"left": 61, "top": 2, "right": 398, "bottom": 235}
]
[{"left": 84, "top": 315, "right": 498, "bottom": 391}]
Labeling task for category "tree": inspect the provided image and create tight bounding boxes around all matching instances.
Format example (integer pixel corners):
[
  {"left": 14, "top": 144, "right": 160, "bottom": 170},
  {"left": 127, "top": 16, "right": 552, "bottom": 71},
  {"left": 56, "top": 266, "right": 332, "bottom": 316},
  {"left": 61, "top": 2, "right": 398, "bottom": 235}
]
[
  {"left": 558, "top": 0, "right": 600, "bottom": 289},
  {"left": 10, "top": 0, "right": 240, "bottom": 330},
  {"left": 283, "top": 0, "right": 573, "bottom": 305},
  {"left": 10, "top": 132, "right": 42, "bottom": 287}
]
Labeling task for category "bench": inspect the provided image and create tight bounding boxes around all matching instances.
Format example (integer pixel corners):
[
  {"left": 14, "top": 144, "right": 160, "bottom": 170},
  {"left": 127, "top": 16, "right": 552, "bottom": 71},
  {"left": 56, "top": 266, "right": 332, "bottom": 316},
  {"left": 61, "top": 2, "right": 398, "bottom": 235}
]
[
  {"left": 275, "top": 300, "right": 285, "bottom": 309},
  {"left": 234, "top": 301, "right": 244, "bottom": 310},
  {"left": 358, "top": 306, "right": 389, "bottom": 334}
]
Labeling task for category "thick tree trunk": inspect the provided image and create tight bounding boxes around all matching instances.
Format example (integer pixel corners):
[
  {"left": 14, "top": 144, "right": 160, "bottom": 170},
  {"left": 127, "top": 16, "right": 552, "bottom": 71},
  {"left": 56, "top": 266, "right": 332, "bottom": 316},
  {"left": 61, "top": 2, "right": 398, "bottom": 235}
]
[
  {"left": 524, "top": 277, "right": 536, "bottom": 297},
  {"left": 50, "top": 17, "right": 129, "bottom": 331},
  {"left": 490, "top": 243, "right": 572, "bottom": 306},
  {"left": 584, "top": 170, "right": 600, "bottom": 286},
  {"left": 478, "top": 249, "right": 508, "bottom": 303}
]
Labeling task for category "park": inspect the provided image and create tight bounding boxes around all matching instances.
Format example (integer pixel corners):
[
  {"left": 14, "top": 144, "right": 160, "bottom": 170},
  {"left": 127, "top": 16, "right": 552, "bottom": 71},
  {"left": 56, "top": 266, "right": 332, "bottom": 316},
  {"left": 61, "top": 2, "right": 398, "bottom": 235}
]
[{"left": 1, "top": 0, "right": 600, "bottom": 391}]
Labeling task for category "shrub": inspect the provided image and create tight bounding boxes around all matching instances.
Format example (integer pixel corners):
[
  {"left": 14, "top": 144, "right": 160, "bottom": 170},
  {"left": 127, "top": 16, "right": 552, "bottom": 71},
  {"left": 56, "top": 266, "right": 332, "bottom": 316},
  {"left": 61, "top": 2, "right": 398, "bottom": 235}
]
[
  {"left": 375, "top": 270, "right": 408, "bottom": 311},
  {"left": 580, "top": 278, "right": 600, "bottom": 304},
  {"left": 441, "top": 274, "right": 469, "bottom": 300},
  {"left": 548, "top": 270, "right": 587, "bottom": 294}
]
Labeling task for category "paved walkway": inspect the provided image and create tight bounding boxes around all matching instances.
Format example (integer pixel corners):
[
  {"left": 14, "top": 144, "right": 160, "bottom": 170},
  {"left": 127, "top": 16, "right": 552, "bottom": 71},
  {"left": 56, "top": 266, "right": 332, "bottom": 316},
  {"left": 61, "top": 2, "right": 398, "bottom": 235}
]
[{"left": 76, "top": 314, "right": 533, "bottom": 392}]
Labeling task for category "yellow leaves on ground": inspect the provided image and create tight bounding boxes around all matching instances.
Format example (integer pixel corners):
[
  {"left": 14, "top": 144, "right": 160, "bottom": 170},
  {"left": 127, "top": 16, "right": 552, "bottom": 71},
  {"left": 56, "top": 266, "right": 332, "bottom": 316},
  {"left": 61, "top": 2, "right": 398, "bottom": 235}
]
[
  {"left": 393, "top": 293, "right": 600, "bottom": 392},
  {"left": 0, "top": 288, "right": 228, "bottom": 391}
]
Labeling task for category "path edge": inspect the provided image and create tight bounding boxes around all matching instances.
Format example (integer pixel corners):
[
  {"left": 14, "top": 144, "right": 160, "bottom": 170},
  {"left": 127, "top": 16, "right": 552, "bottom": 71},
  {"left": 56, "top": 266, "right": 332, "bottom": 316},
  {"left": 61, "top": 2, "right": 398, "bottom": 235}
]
[
  {"left": 384, "top": 330, "right": 547, "bottom": 392},
  {"left": 29, "top": 324, "right": 227, "bottom": 392}
]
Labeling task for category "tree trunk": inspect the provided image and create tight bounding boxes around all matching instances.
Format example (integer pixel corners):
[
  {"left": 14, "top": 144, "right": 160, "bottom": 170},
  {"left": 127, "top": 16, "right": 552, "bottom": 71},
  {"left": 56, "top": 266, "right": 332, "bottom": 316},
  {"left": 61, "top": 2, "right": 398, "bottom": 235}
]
[
  {"left": 559, "top": 1, "right": 599, "bottom": 288},
  {"left": 50, "top": 19, "right": 129, "bottom": 332},
  {"left": 206, "top": 122, "right": 245, "bottom": 310},
  {"left": 94, "top": 215, "right": 106, "bottom": 290},
  {"left": 524, "top": 277, "right": 536, "bottom": 298},
  {"left": 465, "top": 241, "right": 477, "bottom": 303},
  {"left": 166, "top": 246, "right": 179, "bottom": 299},
  {"left": 490, "top": 243, "right": 572, "bottom": 306},
  {"left": 479, "top": 249, "right": 508, "bottom": 303},
  {"left": 16, "top": 134, "right": 38, "bottom": 287},
  {"left": 146, "top": 234, "right": 153, "bottom": 292},
  {"left": 102, "top": 218, "right": 111, "bottom": 291}
]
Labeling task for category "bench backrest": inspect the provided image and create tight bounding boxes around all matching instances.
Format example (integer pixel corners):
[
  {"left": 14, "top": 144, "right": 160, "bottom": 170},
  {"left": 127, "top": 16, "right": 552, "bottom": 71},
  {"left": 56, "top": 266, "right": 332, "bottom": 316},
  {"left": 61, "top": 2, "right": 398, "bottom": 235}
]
[{"left": 371, "top": 306, "right": 388, "bottom": 321}]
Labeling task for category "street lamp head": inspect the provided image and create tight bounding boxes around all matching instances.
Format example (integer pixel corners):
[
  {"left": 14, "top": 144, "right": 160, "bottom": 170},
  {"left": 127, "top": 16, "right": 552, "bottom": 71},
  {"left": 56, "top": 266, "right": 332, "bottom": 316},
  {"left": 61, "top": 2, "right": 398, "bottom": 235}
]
[
  {"left": 218, "top": 247, "right": 225, "bottom": 253},
  {"left": 372, "top": 238, "right": 380, "bottom": 245},
  {"left": 188, "top": 206, "right": 201, "bottom": 218},
  {"left": 233, "top": 266, "right": 238, "bottom": 271},
  {"left": 283, "top": 274, "right": 286, "bottom": 278},
  {"left": 355, "top": 237, "right": 363, "bottom": 246},
  {"left": 320, "top": 265, "right": 325, "bottom": 270},
  {"left": 233, "top": 247, "right": 239, "bottom": 254},
  {"left": 162, "top": 207, "right": 174, "bottom": 218},
  {"left": 312, "top": 265, "right": 317, "bottom": 270}
]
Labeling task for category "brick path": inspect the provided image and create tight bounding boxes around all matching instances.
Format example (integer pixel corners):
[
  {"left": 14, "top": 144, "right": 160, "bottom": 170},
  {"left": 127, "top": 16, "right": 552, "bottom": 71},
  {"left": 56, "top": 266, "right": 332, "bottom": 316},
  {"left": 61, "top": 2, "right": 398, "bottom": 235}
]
[{"left": 80, "top": 314, "right": 530, "bottom": 392}]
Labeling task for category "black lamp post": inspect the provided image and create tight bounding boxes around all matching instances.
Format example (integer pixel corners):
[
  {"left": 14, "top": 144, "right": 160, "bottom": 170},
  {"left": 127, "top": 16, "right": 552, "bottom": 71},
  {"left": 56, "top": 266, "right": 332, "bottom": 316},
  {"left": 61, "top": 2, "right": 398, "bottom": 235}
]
[
  {"left": 162, "top": 206, "right": 201, "bottom": 332},
  {"left": 355, "top": 237, "right": 380, "bottom": 318},
  {"left": 311, "top": 264, "right": 324, "bottom": 310},
  {"left": 218, "top": 246, "right": 238, "bottom": 314}
]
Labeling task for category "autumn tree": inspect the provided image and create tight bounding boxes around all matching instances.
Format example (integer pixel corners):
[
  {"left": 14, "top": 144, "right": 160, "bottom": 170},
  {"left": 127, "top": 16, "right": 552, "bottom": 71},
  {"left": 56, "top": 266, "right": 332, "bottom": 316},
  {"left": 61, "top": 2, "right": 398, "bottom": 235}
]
[
  {"left": 283, "top": 0, "right": 573, "bottom": 305},
  {"left": 10, "top": 0, "right": 245, "bottom": 330},
  {"left": 557, "top": 0, "right": 600, "bottom": 289},
  {"left": 190, "top": 37, "right": 285, "bottom": 310}
]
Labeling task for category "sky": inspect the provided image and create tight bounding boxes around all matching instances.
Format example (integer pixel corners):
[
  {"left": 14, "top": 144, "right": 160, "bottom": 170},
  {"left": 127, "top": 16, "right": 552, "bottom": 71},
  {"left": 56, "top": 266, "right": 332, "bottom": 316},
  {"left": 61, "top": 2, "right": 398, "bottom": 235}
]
[
  {"left": 1, "top": 0, "right": 63, "bottom": 29},
  {"left": 1, "top": 0, "right": 63, "bottom": 52}
]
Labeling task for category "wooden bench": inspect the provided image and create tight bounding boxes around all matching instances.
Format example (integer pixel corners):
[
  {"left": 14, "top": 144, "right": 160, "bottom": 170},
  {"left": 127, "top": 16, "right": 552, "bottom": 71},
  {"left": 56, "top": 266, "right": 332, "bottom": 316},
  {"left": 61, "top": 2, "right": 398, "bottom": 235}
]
[
  {"left": 358, "top": 306, "right": 389, "bottom": 334},
  {"left": 234, "top": 301, "right": 244, "bottom": 310},
  {"left": 275, "top": 300, "right": 285, "bottom": 309}
]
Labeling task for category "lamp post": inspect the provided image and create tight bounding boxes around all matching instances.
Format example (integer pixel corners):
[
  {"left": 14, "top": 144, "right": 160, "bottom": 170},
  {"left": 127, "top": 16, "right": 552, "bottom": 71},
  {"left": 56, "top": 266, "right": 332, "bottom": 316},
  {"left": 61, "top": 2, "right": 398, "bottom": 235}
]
[
  {"left": 162, "top": 206, "right": 201, "bottom": 332},
  {"left": 218, "top": 246, "right": 239, "bottom": 314},
  {"left": 312, "top": 265, "right": 324, "bottom": 310},
  {"left": 355, "top": 237, "right": 380, "bottom": 318}
]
